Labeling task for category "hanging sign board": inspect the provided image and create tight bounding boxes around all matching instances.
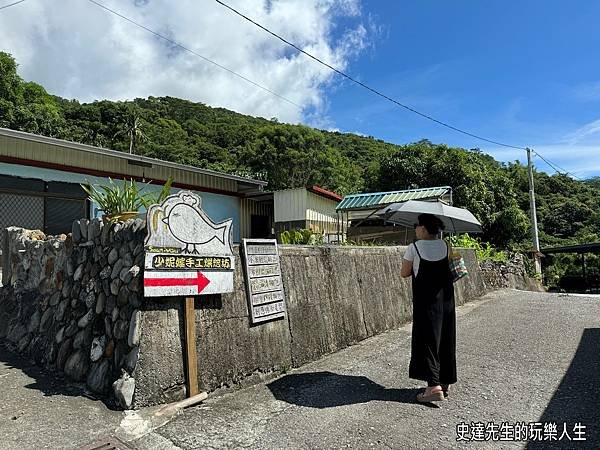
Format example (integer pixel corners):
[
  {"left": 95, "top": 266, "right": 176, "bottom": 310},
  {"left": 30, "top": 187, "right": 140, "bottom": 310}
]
[
  {"left": 242, "top": 239, "right": 286, "bottom": 323},
  {"left": 144, "top": 191, "right": 235, "bottom": 297}
]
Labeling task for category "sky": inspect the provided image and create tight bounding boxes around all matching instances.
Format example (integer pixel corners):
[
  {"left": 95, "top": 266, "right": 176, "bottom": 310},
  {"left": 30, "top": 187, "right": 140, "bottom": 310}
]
[{"left": 1, "top": 0, "right": 599, "bottom": 178}]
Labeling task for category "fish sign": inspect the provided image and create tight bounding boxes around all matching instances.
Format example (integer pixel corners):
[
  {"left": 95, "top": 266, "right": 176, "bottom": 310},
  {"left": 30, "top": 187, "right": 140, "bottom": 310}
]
[{"left": 144, "top": 191, "right": 235, "bottom": 297}]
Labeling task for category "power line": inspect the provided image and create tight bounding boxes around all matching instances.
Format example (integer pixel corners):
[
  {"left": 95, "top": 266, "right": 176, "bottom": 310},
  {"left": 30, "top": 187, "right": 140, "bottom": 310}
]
[
  {"left": 3, "top": 0, "right": 583, "bottom": 180},
  {"left": 214, "top": 0, "right": 526, "bottom": 151},
  {"left": 531, "top": 150, "right": 582, "bottom": 180},
  {"left": 0, "top": 0, "right": 26, "bottom": 11},
  {"left": 86, "top": 0, "right": 303, "bottom": 110},
  {"left": 215, "top": 0, "right": 588, "bottom": 180}
]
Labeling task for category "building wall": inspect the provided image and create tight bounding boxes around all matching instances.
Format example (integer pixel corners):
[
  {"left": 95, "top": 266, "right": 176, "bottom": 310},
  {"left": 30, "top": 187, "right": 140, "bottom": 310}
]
[
  {"left": 305, "top": 191, "right": 339, "bottom": 234},
  {"left": 0, "top": 162, "right": 242, "bottom": 242},
  {"left": 239, "top": 198, "right": 274, "bottom": 239},
  {"left": 273, "top": 189, "right": 340, "bottom": 237},
  {"left": 273, "top": 189, "right": 307, "bottom": 222}
]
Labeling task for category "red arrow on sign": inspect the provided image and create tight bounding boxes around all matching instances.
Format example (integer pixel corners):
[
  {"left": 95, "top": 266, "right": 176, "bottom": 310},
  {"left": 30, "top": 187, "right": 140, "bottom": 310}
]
[{"left": 144, "top": 272, "right": 211, "bottom": 293}]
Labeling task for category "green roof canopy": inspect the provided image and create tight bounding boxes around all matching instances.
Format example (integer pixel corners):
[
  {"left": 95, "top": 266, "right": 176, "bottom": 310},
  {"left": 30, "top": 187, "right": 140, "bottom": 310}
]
[{"left": 336, "top": 186, "right": 452, "bottom": 212}]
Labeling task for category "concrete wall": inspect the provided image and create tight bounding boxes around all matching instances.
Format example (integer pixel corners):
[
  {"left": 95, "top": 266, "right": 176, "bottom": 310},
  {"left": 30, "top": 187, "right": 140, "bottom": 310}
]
[{"left": 132, "top": 244, "right": 490, "bottom": 407}]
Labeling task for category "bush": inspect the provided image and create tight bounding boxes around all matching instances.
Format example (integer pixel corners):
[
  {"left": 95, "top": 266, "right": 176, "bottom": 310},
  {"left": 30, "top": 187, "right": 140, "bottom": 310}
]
[
  {"left": 280, "top": 229, "right": 323, "bottom": 245},
  {"left": 449, "top": 234, "right": 508, "bottom": 263}
]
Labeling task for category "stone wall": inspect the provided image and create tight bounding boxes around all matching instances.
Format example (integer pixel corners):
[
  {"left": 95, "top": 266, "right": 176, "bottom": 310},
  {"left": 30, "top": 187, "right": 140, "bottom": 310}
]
[
  {"left": 0, "top": 220, "right": 145, "bottom": 408},
  {"left": 1, "top": 222, "right": 540, "bottom": 409},
  {"left": 480, "top": 253, "right": 545, "bottom": 292}
]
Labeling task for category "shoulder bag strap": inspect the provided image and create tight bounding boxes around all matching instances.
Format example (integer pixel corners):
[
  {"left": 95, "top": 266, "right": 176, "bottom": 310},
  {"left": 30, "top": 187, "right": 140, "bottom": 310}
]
[{"left": 413, "top": 241, "right": 422, "bottom": 258}]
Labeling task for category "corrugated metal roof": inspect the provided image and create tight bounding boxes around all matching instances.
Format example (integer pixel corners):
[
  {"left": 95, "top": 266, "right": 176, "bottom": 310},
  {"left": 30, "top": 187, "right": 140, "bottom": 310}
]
[
  {"left": 336, "top": 186, "right": 451, "bottom": 211},
  {"left": 0, "top": 128, "right": 267, "bottom": 193}
]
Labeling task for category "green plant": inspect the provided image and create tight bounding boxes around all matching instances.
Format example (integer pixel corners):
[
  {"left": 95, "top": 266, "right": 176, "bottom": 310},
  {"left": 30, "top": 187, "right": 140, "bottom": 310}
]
[
  {"left": 81, "top": 177, "right": 172, "bottom": 217},
  {"left": 448, "top": 234, "right": 508, "bottom": 263},
  {"left": 279, "top": 228, "right": 323, "bottom": 245},
  {"left": 141, "top": 176, "right": 173, "bottom": 208}
]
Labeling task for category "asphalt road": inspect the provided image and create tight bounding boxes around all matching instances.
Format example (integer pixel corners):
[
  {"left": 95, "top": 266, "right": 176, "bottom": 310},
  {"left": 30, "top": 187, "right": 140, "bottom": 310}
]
[
  {"left": 1, "top": 289, "right": 598, "bottom": 449},
  {"left": 0, "top": 343, "right": 123, "bottom": 450},
  {"left": 132, "top": 289, "right": 600, "bottom": 450}
]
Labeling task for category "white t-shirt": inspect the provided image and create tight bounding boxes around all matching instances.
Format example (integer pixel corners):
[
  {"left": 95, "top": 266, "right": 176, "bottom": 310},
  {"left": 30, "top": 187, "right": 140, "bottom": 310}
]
[{"left": 403, "top": 240, "right": 448, "bottom": 277}]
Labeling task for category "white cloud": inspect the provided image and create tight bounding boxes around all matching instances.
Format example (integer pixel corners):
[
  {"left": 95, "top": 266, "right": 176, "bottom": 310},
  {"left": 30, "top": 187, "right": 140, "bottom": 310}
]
[
  {"left": 0, "top": 0, "right": 372, "bottom": 123},
  {"left": 571, "top": 81, "right": 600, "bottom": 102},
  {"left": 564, "top": 118, "right": 600, "bottom": 144}
]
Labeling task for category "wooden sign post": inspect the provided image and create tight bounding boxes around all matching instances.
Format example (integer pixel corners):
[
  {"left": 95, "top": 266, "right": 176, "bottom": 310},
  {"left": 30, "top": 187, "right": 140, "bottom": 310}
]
[
  {"left": 184, "top": 297, "right": 199, "bottom": 397},
  {"left": 143, "top": 191, "right": 235, "bottom": 398}
]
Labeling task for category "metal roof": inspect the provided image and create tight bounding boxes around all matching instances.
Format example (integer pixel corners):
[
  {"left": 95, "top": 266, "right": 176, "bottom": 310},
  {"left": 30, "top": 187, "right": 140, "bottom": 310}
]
[
  {"left": 0, "top": 127, "right": 267, "bottom": 192},
  {"left": 542, "top": 243, "right": 600, "bottom": 254},
  {"left": 336, "top": 186, "right": 451, "bottom": 211}
]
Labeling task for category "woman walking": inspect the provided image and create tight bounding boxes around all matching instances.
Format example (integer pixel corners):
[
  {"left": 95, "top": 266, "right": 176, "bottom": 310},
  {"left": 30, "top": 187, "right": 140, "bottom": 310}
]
[{"left": 401, "top": 213, "right": 456, "bottom": 403}]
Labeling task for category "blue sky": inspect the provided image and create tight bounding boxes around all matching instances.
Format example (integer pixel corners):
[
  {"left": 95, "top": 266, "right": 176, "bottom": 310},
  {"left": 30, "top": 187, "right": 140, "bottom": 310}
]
[
  {"left": 321, "top": 0, "right": 600, "bottom": 178},
  {"left": 1, "top": 0, "right": 598, "bottom": 178}
]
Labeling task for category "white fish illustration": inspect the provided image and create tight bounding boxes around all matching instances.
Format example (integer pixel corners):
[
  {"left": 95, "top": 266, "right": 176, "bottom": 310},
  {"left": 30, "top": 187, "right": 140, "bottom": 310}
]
[{"left": 162, "top": 201, "right": 227, "bottom": 254}]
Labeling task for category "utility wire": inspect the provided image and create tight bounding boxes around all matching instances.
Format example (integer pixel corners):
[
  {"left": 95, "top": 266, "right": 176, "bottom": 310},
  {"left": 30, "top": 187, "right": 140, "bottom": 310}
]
[
  {"left": 86, "top": 0, "right": 303, "bottom": 110},
  {"left": 0, "top": 0, "right": 26, "bottom": 11},
  {"left": 215, "top": 0, "right": 587, "bottom": 179},
  {"left": 531, "top": 150, "right": 582, "bottom": 180},
  {"left": 3, "top": 0, "right": 584, "bottom": 180},
  {"left": 214, "top": 0, "right": 526, "bottom": 151}
]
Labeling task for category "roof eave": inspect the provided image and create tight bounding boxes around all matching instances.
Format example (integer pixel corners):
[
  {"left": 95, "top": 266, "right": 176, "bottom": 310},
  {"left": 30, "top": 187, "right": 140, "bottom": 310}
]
[{"left": 0, "top": 127, "right": 267, "bottom": 189}]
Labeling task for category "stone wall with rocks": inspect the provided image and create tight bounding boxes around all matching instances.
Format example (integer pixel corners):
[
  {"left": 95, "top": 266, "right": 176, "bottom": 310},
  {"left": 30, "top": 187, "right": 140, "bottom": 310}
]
[
  {"left": 0, "top": 220, "right": 145, "bottom": 409},
  {"left": 479, "top": 253, "right": 545, "bottom": 292}
]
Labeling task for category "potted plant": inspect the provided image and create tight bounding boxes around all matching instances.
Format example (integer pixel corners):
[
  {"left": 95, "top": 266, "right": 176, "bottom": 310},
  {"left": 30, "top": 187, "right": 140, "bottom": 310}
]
[{"left": 81, "top": 177, "right": 173, "bottom": 223}]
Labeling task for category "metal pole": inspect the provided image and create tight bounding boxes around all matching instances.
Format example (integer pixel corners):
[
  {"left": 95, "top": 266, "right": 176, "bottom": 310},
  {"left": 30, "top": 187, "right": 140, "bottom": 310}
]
[
  {"left": 336, "top": 211, "right": 340, "bottom": 245},
  {"left": 527, "top": 148, "right": 542, "bottom": 275}
]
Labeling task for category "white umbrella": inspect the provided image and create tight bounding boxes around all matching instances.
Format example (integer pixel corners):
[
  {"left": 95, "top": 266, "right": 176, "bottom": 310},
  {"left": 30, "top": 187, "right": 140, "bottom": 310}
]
[{"left": 376, "top": 200, "right": 483, "bottom": 233}]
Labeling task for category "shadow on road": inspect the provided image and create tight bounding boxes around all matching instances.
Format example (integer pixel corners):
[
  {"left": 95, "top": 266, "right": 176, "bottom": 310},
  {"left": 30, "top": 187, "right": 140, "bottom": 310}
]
[
  {"left": 0, "top": 342, "right": 116, "bottom": 408},
  {"left": 267, "top": 371, "right": 434, "bottom": 408},
  {"left": 526, "top": 328, "right": 600, "bottom": 449}
]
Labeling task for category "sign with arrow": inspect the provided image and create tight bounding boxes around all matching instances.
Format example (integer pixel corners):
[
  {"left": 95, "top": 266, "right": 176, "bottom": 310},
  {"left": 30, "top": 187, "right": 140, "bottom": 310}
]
[
  {"left": 143, "top": 191, "right": 235, "bottom": 297},
  {"left": 143, "top": 270, "right": 233, "bottom": 297}
]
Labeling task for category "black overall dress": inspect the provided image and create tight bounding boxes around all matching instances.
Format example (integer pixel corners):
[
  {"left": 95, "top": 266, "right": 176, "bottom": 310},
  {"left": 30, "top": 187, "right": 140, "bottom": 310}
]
[{"left": 408, "top": 241, "right": 457, "bottom": 386}]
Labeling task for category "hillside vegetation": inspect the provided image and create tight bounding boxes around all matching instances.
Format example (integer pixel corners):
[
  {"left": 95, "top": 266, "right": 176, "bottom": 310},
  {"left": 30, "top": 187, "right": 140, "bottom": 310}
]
[{"left": 1, "top": 52, "right": 599, "bottom": 285}]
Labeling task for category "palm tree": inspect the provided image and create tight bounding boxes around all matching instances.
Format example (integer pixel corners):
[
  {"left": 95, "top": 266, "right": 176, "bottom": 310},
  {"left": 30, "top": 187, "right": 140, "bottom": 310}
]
[{"left": 115, "top": 106, "right": 146, "bottom": 154}]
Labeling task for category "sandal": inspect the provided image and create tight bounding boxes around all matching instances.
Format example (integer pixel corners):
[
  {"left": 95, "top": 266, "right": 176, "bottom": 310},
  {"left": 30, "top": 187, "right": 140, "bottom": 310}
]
[
  {"left": 416, "top": 387, "right": 444, "bottom": 403},
  {"left": 441, "top": 384, "right": 449, "bottom": 398}
]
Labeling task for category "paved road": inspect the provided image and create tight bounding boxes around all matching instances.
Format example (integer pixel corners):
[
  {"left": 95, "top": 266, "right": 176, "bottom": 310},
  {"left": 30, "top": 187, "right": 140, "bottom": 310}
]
[
  {"left": 0, "top": 343, "right": 123, "bottom": 450},
  {"left": 132, "top": 290, "right": 600, "bottom": 450},
  {"left": 1, "top": 289, "right": 598, "bottom": 449}
]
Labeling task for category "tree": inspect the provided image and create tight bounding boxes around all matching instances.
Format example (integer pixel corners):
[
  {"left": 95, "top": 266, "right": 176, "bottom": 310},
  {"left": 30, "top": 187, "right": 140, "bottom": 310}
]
[
  {"left": 0, "top": 52, "right": 23, "bottom": 104},
  {"left": 241, "top": 124, "right": 361, "bottom": 194},
  {"left": 114, "top": 105, "right": 146, "bottom": 154}
]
